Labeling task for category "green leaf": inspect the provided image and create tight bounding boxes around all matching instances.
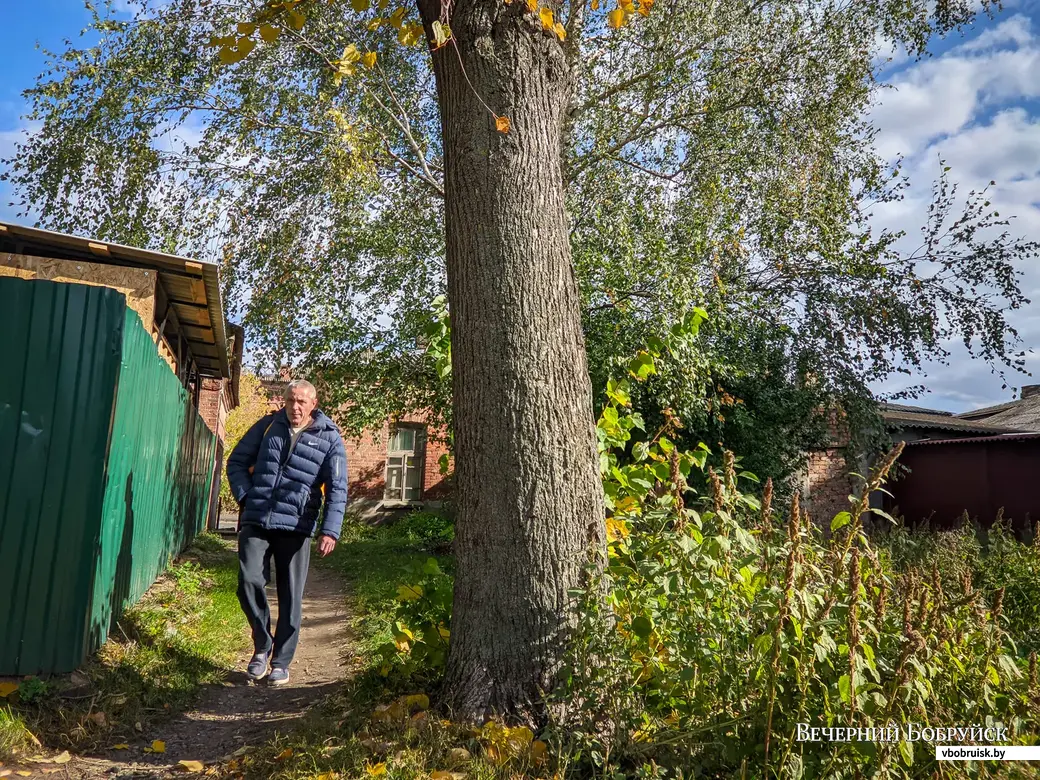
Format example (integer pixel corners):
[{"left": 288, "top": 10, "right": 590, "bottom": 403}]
[
  {"left": 898, "top": 740, "right": 913, "bottom": 767},
  {"left": 422, "top": 558, "right": 441, "bottom": 576},
  {"left": 632, "top": 441, "right": 649, "bottom": 461},
  {"left": 631, "top": 616, "right": 653, "bottom": 639},
  {"left": 628, "top": 351, "right": 656, "bottom": 380},
  {"left": 838, "top": 673, "right": 851, "bottom": 704},
  {"left": 830, "top": 512, "right": 851, "bottom": 532},
  {"left": 753, "top": 633, "right": 773, "bottom": 656}
]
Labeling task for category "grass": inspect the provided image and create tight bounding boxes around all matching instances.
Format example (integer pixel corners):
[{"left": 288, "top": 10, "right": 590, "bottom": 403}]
[
  {"left": 0, "top": 705, "right": 39, "bottom": 762},
  {"left": 5, "top": 532, "right": 248, "bottom": 756}
]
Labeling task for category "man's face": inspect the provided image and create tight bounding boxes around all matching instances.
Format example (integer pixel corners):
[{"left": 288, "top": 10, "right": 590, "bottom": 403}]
[{"left": 284, "top": 386, "right": 318, "bottom": 427}]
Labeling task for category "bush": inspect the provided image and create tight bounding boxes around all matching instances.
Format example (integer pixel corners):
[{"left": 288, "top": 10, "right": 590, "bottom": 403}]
[
  {"left": 383, "top": 510, "right": 455, "bottom": 548},
  {"left": 545, "top": 370, "right": 1040, "bottom": 778}
]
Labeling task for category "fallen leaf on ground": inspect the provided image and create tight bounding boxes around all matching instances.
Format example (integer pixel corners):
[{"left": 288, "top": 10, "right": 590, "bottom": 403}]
[
  {"left": 0, "top": 769, "right": 12, "bottom": 777},
  {"left": 145, "top": 740, "right": 165, "bottom": 754},
  {"left": 364, "top": 763, "right": 386, "bottom": 777},
  {"left": 177, "top": 760, "right": 205, "bottom": 772},
  {"left": 447, "top": 747, "right": 471, "bottom": 764},
  {"left": 112, "top": 745, "right": 129, "bottom": 750},
  {"left": 430, "top": 772, "right": 465, "bottom": 780},
  {"left": 0, "top": 683, "right": 19, "bottom": 698},
  {"left": 16, "top": 771, "right": 32, "bottom": 777},
  {"left": 88, "top": 712, "right": 107, "bottom": 727},
  {"left": 274, "top": 748, "right": 292, "bottom": 761},
  {"left": 53, "top": 752, "right": 70, "bottom": 765}
]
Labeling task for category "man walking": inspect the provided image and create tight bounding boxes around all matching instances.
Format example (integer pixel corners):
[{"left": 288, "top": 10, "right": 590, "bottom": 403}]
[{"left": 226, "top": 379, "right": 348, "bottom": 685}]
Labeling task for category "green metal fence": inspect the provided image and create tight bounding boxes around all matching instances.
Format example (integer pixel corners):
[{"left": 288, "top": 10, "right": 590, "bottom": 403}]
[{"left": 0, "top": 276, "right": 217, "bottom": 675}]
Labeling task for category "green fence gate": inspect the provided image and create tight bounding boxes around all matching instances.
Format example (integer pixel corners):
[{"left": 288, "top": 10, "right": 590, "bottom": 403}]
[{"left": 0, "top": 276, "right": 217, "bottom": 675}]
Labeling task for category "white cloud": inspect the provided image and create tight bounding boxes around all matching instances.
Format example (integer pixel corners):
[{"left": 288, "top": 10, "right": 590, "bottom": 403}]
[{"left": 867, "top": 11, "right": 1040, "bottom": 412}]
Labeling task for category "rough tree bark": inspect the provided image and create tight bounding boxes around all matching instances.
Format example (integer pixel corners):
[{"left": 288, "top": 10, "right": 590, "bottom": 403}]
[{"left": 416, "top": 0, "right": 606, "bottom": 724}]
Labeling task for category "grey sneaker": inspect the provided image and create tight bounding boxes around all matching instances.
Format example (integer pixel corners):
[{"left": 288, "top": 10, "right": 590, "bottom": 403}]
[
  {"left": 246, "top": 652, "right": 269, "bottom": 680},
  {"left": 268, "top": 667, "right": 290, "bottom": 686}
]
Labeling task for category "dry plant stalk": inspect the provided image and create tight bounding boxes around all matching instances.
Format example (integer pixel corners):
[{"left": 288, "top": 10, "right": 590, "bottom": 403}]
[
  {"left": 670, "top": 447, "right": 685, "bottom": 529},
  {"left": 761, "top": 477, "right": 774, "bottom": 528},
  {"left": 847, "top": 546, "right": 862, "bottom": 723},
  {"left": 709, "top": 467, "right": 724, "bottom": 514}
]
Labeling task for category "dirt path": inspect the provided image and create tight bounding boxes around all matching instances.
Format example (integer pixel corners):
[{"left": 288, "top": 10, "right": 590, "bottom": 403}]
[{"left": 67, "top": 560, "right": 351, "bottom": 779}]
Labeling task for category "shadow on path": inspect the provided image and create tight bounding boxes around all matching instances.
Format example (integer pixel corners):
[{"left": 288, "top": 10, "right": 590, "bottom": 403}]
[{"left": 69, "top": 553, "right": 352, "bottom": 779}]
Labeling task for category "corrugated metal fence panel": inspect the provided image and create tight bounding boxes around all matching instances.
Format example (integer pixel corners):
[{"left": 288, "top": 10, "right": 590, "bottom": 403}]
[
  {"left": 0, "top": 276, "right": 125, "bottom": 674},
  {"left": 88, "top": 309, "right": 217, "bottom": 650}
]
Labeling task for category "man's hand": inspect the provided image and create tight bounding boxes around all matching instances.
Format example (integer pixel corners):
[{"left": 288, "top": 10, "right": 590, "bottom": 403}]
[{"left": 318, "top": 534, "right": 337, "bottom": 557}]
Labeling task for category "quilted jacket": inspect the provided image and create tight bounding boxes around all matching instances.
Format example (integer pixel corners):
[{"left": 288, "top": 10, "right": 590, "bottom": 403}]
[{"left": 226, "top": 408, "right": 348, "bottom": 540}]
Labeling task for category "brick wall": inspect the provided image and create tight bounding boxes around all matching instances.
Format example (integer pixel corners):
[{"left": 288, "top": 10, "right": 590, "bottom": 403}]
[
  {"left": 802, "top": 407, "right": 853, "bottom": 526},
  {"left": 199, "top": 378, "right": 224, "bottom": 440}
]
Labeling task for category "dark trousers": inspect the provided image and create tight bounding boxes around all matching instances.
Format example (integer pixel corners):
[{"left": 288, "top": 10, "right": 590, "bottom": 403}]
[{"left": 237, "top": 525, "right": 311, "bottom": 669}]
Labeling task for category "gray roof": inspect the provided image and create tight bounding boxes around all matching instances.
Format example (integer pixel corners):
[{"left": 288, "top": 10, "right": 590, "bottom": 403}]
[
  {"left": 955, "top": 395, "right": 1040, "bottom": 431},
  {"left": 879, "top": 402, "right": 953, "bottom": 416},
  {"left": 905, "top": 431, "right": 1040, "bottom": 446},
  {"left": 881, "top": 407, "right": 1025, "bottom": 435}
]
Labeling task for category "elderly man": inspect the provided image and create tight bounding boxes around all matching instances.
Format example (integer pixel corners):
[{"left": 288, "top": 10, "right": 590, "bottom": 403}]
[{"left": 226, "top": 379, "right": 348, "bottom": 685}]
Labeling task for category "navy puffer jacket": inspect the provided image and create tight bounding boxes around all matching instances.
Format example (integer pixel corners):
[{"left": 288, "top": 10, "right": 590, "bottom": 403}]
[{"left": 226, "top": 409, "right": 349, "bottom": 540}]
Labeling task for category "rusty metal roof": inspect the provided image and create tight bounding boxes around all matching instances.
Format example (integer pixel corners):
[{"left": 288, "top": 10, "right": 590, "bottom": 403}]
[{"left": 0, "top": 221, "right": 229, "bottom": 379}]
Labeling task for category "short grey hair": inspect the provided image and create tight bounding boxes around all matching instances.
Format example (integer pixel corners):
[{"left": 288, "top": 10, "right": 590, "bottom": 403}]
[{"left": 284, "top": 379, "right": 317, "bottom": 399}]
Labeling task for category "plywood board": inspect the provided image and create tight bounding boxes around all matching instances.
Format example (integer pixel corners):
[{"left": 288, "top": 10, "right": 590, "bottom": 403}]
[{"left": 0, "top": 252, "right": 156, "bottom": 327}]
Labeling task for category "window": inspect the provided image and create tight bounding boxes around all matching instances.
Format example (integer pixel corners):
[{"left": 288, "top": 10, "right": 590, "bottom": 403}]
[{"left": 384, "top": 426, "right": 425, "bottom": 501}]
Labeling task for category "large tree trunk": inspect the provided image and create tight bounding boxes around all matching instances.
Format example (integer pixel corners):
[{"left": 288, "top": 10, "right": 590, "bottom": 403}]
[{"left": 416, "top": 0, "right": 606, "bottom": 724}]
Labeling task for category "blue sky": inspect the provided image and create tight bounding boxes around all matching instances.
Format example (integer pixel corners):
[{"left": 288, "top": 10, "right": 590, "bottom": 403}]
[{"left": 1, "top": 1, "right": 1038, "bottom": 412}]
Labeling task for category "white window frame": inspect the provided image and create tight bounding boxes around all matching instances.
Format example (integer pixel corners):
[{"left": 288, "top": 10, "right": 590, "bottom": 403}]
[{"left": 383, "top": 424, "right": 426, "bottom": 503}]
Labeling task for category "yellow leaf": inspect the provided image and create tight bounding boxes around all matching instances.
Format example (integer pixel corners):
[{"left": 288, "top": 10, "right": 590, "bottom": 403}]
[
  {"left": 52, "top": 751, "right": 71, "bottom": 764},
  {"left": 365, "top": 763, "right": 387, "bottom": 778},
  {"left": 553, "top": 22, "right": 567, "bottom": 40},
  {"left": 286, "top": 9, "right": 305, "bottom": 30},
  {"left": 151, "top": 741, "right": 166, "bottom": 755},
  {"left": 396, "top": 584, "right": 423, "bottom": 601},
  {"left": 496, "top": 115, "right": 511, "bottom": 134},
  {"left": 0, "top": 682, "right": 19, "bottom": 698},
  {"left": 591, "top": 0, "right": 599, "bottom": 8},
  {"left": 113, "top": 744, "right": 130, "bottom": 750},
  {"left": 402, "top": 693, "right": 430, "bottom": 711},
  {"left": 539, "top": 6, "right": 554, "bottom": 29},
  {"left": 177, "top": 761, "right": 205, "bottom": 773},
  {"left": 399, "top": 24, "right": 424, "bottom": 46},
  {"left": 367, "top": 18, "right": 384, "bottom": 31},
  {"left": 16, "top": 771, "right": 32, "bottom": 777},
  {"left": 526, "top": 0, "right": 537, "bottom": 11},
  {"left": 447, "top": 747, "right": 470, "bottom": 763},
  {"left": 607, "top": 8, "right": 625, "bottom": 28},
  {"left": 259, "top": 24, "right": 279, "bottom": 42},
  {"left": 237, "top": 22, "right": 255, "bottom": 35},
  {"left": 431, "top": 20, "right": 450, "bottom": 47},
  {"left": 637, "top": 0, "right": 653, "bottom": 15},
  {"left": 620, "top": 0, "right": 635, "bottom": 11},
  {"left": 362, "top": 51, "right": 377, "bottom": 68},
  {"left": 389, "top": 7, "right": 406, "bottom": 28},
  {"left": 531, "top": 740, "right": 548, "bottom": 763},
  {"left": 274, "top": 748, "right": 293, "bottom": 761},
  {"left": 351, "top": 0, "right": 370, "bottom": 9}
]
